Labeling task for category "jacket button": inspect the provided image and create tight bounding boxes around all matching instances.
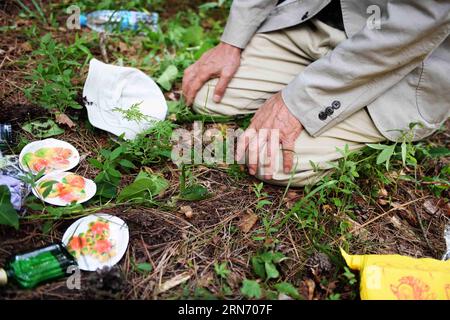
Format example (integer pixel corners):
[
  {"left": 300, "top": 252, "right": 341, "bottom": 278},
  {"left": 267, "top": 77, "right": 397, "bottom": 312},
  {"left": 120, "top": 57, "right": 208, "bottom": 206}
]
[
  {"left": 319, "top": 111, "right": 327, "bottom": 121},
  {"left": 301, "top": 11, "right": 309, "bottom": 20},
  {"left": 325, "top": 107, "right": 334, "bottom": 116},
  {"left": 332, "top": 100, "right": 341, "bottom": 109}
]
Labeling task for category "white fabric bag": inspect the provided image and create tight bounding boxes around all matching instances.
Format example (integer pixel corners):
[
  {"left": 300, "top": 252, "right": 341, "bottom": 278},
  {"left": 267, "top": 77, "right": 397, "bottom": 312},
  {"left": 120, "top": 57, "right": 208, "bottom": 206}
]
[{"left": 83, "top": 58, "right": 167, "bottom": 140}]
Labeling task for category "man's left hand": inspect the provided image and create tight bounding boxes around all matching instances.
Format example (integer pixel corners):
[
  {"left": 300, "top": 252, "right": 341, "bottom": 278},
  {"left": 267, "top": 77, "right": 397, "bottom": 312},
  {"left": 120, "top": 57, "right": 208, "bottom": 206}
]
[{"left": 237, "top": 92, "right": 303, "bottom": 179}]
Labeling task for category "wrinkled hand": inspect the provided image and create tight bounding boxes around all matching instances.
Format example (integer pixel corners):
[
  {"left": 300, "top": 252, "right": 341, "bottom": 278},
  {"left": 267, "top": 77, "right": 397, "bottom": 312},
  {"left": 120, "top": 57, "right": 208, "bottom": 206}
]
[
  {"left": 237, "top": 92, "right": 303, "bottom": 179},
  {"left": 182, "top": 42, "right": 241, "bottom": 106}
]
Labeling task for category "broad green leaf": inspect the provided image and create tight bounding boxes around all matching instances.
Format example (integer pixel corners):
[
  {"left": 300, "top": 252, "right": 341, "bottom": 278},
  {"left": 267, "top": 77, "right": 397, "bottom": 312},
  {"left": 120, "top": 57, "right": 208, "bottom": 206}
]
[
  {"left": 109, "top": 146, "right": 124, "bottom": 161},
  {"left": 264, "top": 262, "right": 280, "bottom": 279},
  {"left": 88, "top": 158, "right": 103, "bottom": 169},
  {"left": 157, "top": 65, "right": 179, "bottom": 91},
  {"left": 0, "top": 186, "right": 19, "bottom": 230},
  {"left": 274, "top": 282, "right": 301, "bottom": 299},
  {"left": 260, "top": 252, "right": 273, "bottom": 263},
  {"left": 136, "top": 262, "right": 153, "bottom": 273},
  {"left": 119, "top": 159, "right": 135, "bottom": 169},
  {"left": 401, "top": 142, "right": 407, "bottom": 166},
  {"left": 199, "top": 2, "right": 219, "bottom": 10},
  {"left": 240, "top": 279, "right": 262, "bottom": 299},
  {"left": 41, "top": 180, "right": 58, "bottom": 198},
  {"left": 26, "top": 202, "right": 45, "bottom": 211},
  {"left": 167, "top": 101, "right": 183, "bottom": 114},
  {"left": 118, "top": 172, "right": 169, "bottom": 202},
  {"left": 96, "top": 181, "right": 117, "bottom": 199},
  {"left": 251, "top": 256, "right": 266, "bottom": 279},
  {"left": 22, "top": 119, "right": 64, "bottom": 138},
  {"left": 42, "top": 221, "right": 53, "bottom": 234},
  {"left": 100, "top": 149, "right": 111, "bottom": 159},
  {"left": 265, "top": 289, "right": 279, "bottom": 300},
  {"left": 106, "top": 167, "right": 122, "bottom": 179},
  {"left": 376, "top": 145, "right": 395, "bottom": 170},
  {"left": 428, "top": 147, "right": 450, "bottom": 158},
  {"left": 271, "top": 252, "right": 286, "bottom": 263},
  {"left": 366, "top": 143, "right": 389, "bottom": 150},
  {"left": 179, "top": 184, "right": 210, "bottom": 201}
]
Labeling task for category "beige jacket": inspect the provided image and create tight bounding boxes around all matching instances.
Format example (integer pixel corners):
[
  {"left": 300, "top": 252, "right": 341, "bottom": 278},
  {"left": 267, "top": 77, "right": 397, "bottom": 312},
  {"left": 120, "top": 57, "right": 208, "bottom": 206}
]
[{"left": 221, "top": 0, "right": 450, "bottom": 141}]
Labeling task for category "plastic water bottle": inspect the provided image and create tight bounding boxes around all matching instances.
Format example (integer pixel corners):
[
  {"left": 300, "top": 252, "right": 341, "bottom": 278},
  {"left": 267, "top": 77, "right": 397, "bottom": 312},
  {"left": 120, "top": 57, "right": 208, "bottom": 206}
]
[
  {"left": 0, "top": 123, "right": 13, "bottom": 154},
  {"left": 80, "top": 10, "right": 159, "bottom": 33}
]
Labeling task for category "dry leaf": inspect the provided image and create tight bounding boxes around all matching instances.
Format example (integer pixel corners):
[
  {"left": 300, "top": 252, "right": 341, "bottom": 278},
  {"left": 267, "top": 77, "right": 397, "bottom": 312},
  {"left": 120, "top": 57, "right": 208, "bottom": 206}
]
[
  {"left": 322, "top": 204, "right": 333, "bottom": 214},
  {"left": 238, "top": 210, "right": 258, "bottom": 233},
  {"left": 445, "top": 203, "right": 450, "bottom": 217},
  {"left": 390, "top": 215, "right": 403, "bottom": 229},
  {"left": 167, "top": 92, "right": 178, "bottom": 101},
  {"left": 378, "top": 188, "right": 388, "bottom": 197},
  {"left": 158, "top": 272, "right": 191, "bottom": 293},
  {"left": 278, "top": 293, "right": 294, "bottom": 300},
  {"left": 20, "top": 42, "right": 33, "bottom": 52},
  {"left": 285, "top": 191, "right": 300, "bottom": 208},
  {"left": 304, "top": 279, "right": 316, "bottom": 300},
  {"left": 197, "top": 272, "right": 214, "bottom": 288},
  {"left": 180, "top": 205, "right": 193, "bottom": 219},
  {"left": 16, "top": 19, "right": 32, "bottom": 27},
  {"left": 423, "top": 200, "right": 439, "bottom": 215},
  {"left": 118, "top": 41, "right": 128, "bottom": 53},
  {"left": 226, "top": 271, "right": 240, "bottom": 289},
  {"left": 55, "top": 113, "right": 76, "bottom": 128},
  {"left": 390, "top": 215, "right": 417, "bottom": 238},
  {"left": 391, "top": 201, "right": 408, "bottom": 211}
]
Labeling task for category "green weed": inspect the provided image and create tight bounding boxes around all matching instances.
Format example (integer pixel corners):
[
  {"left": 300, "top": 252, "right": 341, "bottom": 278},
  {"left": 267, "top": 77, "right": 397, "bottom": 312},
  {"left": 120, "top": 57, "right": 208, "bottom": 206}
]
[{"left": 23, "top": 33, "right": 92, "bottom": 113}]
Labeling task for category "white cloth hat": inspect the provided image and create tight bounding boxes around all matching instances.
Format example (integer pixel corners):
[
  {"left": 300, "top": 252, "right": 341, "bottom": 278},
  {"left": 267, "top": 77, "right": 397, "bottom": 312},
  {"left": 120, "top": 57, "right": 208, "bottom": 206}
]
[{"left": 83, "top": 58, "right": 167, "bottom": 140}]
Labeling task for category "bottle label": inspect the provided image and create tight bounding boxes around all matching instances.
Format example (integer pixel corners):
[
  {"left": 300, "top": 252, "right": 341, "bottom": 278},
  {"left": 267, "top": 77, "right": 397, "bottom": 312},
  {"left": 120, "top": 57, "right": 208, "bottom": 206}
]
[
  {"left": 0, "top": 268, "right": 7, "bottom": 285},
  {"left": 0, "top": 124, "right": 12, "bottom": 145}
]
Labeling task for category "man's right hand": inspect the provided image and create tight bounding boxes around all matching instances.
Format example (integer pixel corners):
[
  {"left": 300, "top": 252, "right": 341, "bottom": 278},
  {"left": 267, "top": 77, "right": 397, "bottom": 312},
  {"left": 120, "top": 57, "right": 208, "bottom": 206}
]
[{"left": 182, "top": 42, "right": 242, "bottom": 106}]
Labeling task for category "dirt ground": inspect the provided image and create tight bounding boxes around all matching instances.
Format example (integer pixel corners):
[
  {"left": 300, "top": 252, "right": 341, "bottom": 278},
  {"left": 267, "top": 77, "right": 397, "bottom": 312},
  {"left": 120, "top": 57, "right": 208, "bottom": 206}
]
[{"left": 0, "top": 0, "right": 449, "bottom": 300}]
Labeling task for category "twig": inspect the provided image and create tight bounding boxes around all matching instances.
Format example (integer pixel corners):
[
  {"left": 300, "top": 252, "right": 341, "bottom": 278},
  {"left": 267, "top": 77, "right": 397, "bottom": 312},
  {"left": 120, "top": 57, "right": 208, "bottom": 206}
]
[
  {"left": 330, "top": 196, "right": 430, "bottom": 246},
  {"left": 353, "top": 196, "right": 429, "bottom": 232},
  {"left": 99, "top": 32, "right": 109, "bottom": 63},
  {"left": 414, "top": 204, "right": 437, "bottom": 256}
]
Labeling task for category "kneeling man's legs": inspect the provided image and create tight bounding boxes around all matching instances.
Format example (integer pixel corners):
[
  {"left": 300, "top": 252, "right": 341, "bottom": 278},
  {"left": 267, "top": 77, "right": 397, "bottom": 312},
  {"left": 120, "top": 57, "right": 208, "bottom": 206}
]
[{"left": 192, "top": 21, "right": 386, "bottom": 186}]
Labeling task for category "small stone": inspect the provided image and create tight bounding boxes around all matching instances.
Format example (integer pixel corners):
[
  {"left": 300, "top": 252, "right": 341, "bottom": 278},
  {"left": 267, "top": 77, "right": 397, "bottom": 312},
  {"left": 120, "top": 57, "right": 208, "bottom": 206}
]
[{"left": 180, "top": 205, "right": 193, "bottom": 219}]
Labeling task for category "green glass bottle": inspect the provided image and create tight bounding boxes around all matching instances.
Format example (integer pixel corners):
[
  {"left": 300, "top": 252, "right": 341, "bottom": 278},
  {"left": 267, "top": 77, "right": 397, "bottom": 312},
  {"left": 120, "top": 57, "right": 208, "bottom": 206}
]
[{"left": 0, "top": 243, "right": 78, "bottom": 289}]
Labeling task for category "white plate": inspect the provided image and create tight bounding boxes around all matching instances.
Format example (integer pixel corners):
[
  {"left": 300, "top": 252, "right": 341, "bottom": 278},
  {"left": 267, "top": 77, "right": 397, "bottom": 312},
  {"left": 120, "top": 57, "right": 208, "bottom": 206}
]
[
  {"left": 19, "top": 139, "right": 80, "bottom": 174},
  {"left": 62, "top": 214, "right": 129, "bottom": 271},
  {"left": 33, "top": 171, "right": 96, "bottom": 206}
]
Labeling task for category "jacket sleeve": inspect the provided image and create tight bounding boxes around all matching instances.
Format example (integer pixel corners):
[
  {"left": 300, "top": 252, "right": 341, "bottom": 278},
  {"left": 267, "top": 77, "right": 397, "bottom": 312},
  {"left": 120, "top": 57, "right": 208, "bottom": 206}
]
[
  {"left": 221, "top": 0, "right": 279, "bottom": 48},
  {"left": 282, "top": 0, "right": 450, "bottom": 137}
]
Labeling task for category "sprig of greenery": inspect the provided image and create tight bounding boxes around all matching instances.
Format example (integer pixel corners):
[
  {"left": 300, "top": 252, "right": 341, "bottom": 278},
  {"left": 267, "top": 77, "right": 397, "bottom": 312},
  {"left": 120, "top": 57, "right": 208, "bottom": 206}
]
[{"left": 113, "top": 102, "right": 151, "bottom": 123}]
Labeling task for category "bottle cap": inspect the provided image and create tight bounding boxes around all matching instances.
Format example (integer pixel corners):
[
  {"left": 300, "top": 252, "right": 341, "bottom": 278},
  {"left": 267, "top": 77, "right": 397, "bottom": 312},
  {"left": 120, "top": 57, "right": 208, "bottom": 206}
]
[
  {"left": 79, "top": 14, "right": 87, "bottom": 27},
  {"left": 0, "top": 268, "right": 8, "bottom": 286}
]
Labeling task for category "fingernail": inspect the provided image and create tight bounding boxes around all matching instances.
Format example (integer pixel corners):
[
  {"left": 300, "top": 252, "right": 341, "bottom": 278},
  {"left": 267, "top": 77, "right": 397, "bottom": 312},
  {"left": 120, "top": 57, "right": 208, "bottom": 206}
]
[{"left": 213, "top": 95, "right": 221, "bottom": 103}]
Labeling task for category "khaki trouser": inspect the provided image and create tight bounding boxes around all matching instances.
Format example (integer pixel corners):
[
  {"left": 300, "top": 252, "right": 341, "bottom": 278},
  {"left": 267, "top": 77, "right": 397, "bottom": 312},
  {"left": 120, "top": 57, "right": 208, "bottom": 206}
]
[{"left": 193, "top": 20, "right": 386, "bottom": 186}]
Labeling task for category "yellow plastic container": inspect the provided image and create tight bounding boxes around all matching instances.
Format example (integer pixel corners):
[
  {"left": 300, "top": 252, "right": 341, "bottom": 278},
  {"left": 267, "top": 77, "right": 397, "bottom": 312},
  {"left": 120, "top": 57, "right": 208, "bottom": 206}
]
[{"left": 341, "top": 248, "right": 450, "bottom": 300}]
